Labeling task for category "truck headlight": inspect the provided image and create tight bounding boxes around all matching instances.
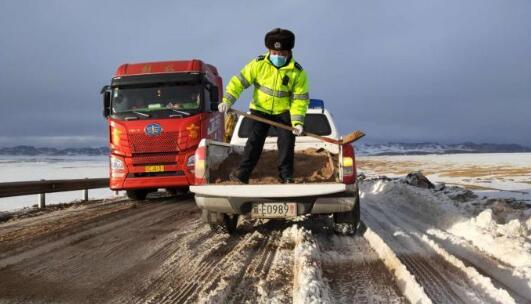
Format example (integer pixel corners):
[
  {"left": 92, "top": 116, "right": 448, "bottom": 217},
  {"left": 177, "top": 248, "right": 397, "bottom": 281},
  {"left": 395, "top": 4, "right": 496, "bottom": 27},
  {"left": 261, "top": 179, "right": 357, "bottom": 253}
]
[
  {"left": 111, "top": 128, "right": 122, "bottom": 145},
  {"left": 110, "top": 155, "right": 125, "bottom": 170},
  {"left": 187, "top": 155, "right": 195, "bottom": 172},
  {"left": 187, "top": 155, "right": 195, "bottom": 167}
]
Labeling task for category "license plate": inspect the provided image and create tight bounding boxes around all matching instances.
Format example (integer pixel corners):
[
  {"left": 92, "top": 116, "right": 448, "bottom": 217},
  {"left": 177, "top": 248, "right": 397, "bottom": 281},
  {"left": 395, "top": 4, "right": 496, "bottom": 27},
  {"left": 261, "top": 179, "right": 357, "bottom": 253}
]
[
  {"left": 251, "top": 202, "right": 297, "bottom": 218},
  {"left": 145, "top": 165, "right": 165, "bottom": 173}
]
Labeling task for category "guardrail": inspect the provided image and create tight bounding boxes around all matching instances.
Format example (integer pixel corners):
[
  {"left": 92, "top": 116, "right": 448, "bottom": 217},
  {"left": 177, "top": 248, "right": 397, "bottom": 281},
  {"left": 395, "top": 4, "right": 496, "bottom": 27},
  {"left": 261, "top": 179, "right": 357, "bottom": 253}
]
[{"left": 0, "top": 178, "right": 110, "bottom": 208}]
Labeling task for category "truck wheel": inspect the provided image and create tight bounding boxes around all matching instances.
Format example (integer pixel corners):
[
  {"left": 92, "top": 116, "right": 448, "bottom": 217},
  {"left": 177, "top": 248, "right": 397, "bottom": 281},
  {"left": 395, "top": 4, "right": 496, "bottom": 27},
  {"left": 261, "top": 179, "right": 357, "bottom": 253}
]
[
  {"left": 333, "top": 189, "right": 360, "bottom": 235},
  {"left": 126, "top": 190, "right": 149, "bottom": 201},
  {"left": 202, "top": 210, "right": 239, "bottom": 235},
  {"left": 165, "top": 187, "right": 189, "bottom": 196}
]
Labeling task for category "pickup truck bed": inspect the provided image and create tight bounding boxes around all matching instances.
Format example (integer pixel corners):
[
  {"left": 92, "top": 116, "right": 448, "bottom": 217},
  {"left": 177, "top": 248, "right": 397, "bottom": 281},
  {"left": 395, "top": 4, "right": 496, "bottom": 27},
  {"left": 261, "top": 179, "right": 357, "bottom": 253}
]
[
  {"left": 208, "top": 148, "right": 338, "bottom": 184},
  {"left": 190, "top": 104, "right": 360, "bottom": 234}
]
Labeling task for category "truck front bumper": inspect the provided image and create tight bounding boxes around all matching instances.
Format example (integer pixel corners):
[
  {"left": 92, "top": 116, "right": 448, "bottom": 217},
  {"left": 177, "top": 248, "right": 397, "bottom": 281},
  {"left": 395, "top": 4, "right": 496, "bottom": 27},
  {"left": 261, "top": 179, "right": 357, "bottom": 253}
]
[{"left": 110, "top": 175, "right": 192, "bottom": 190}]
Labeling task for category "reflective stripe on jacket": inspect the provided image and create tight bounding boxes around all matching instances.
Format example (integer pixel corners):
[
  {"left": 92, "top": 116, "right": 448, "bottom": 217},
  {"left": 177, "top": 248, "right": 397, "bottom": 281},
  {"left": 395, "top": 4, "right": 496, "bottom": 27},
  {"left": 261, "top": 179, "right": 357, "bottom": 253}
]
[{"left": 222, "top": 53, "right": 310, "bottom": 126}]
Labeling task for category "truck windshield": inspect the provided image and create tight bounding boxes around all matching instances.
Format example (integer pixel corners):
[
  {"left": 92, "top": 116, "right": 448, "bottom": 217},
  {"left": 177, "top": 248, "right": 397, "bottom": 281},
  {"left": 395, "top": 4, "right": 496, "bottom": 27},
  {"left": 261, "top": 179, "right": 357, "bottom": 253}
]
[{"left": 111, "top": 84, "right": 202, "bottom": 119}]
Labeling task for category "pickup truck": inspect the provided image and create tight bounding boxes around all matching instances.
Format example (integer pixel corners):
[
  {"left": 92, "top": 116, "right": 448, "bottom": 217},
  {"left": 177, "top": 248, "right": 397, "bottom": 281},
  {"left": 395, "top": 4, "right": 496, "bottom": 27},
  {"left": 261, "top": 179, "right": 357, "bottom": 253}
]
[{"left": 190, "top": 99, "right": 360, "bottom": 234}]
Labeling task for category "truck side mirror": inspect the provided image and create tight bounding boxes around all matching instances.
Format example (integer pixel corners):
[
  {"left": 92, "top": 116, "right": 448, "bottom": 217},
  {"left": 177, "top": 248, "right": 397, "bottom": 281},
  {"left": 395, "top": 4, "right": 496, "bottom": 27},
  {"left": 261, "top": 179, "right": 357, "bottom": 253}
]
[
  {"left": 208, "top": 86, "right": 220, "bottom": 112},
  {"left": 210, "top": 86, "right": 219, "bottom": 103},
  {"left": 101, "top": 85, "right": 111, "bottom": 118}
]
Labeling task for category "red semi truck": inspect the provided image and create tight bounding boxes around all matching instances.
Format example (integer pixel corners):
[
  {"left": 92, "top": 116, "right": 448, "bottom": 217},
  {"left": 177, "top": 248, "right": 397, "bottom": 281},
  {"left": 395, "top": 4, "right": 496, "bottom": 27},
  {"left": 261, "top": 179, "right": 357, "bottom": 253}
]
[{"left": 101, "top": 60, "right": 224, "bottom": 200}]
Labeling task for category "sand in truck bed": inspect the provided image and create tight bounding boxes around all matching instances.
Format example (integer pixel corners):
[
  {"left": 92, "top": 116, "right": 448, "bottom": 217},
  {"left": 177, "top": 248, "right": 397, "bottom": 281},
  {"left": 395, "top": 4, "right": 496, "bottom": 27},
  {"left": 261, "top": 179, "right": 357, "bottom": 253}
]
[{"left": 210, "top": 148, "right": 339, "bottom": 184}]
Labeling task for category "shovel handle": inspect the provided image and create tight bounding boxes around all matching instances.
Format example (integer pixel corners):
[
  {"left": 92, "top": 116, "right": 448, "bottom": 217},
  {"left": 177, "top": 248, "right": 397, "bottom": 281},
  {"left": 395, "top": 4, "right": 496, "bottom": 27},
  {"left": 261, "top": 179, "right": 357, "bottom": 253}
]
[{"left": 229, "top": 109, "right": 342, "bottom": 145}]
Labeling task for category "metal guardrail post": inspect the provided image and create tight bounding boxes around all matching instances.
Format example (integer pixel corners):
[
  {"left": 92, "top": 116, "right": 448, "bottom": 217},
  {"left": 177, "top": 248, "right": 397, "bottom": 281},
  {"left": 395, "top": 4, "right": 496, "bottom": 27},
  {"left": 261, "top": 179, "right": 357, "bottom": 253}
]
[
  {"left": 38, "top": 179, "right": 46, "bottom": 208},
  {"left": 83, "top": 178, "right": 89, "bottom": 201},
  {"left": 38, "top": 193, "right": 46, "bottom": 209}
]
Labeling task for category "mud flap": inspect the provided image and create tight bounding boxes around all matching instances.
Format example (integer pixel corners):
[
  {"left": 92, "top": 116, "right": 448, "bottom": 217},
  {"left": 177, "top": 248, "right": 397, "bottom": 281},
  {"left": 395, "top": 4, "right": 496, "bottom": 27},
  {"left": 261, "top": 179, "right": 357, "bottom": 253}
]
[
  {"left": 333, "top": 190, "right": 360, "bottom": 235},
  {"left": 202, "top": 210, "right": 239, "bottom": 235}
]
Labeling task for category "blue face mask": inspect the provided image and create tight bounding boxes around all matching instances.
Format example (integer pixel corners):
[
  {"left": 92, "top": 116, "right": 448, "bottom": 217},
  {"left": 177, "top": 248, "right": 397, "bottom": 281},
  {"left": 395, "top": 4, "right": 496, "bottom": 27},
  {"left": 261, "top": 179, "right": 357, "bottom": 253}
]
[{"left": 270, "top": 54, "right": 287, "bottom": 67}]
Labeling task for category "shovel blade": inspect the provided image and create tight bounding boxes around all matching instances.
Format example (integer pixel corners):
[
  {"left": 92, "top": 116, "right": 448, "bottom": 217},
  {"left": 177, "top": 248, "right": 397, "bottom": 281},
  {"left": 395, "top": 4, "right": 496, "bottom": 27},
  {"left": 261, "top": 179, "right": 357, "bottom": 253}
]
[{"left": 341, "top": 131, "right": 365, "bottom": 145}]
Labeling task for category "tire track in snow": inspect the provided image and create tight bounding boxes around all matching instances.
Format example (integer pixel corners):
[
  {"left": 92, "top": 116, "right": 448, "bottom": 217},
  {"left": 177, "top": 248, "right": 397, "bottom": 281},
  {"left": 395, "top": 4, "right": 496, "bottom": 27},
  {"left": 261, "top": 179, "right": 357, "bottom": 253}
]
[
  {"left": 364, "top": 181, "right": 530, "bottom": 302},
  {"left": 141, "top": 220, "right": 295, "bottom": 304},
  {"left": 364, "top": 207, "right": 471, "bottom": 303},
  {"left": 226, "top": 231, "right": 284, "bottom": 303},
  {"left": 0, "top": 198, "right": 203, "bottom": 304},
  {"left": 285, "top": 219, "right": 407, "bottom": 304},
  {"left": 318, "top": 233, "right": 406, "bottom": 304},
  {"left": 363, "top": 195, "right": 516, "bottom": 303},
  {"left": 1, "top": 191, "right": 455, "bottom": 304},
  {"left": 372, "top": 198, "right": 525, "bottom": 303}
]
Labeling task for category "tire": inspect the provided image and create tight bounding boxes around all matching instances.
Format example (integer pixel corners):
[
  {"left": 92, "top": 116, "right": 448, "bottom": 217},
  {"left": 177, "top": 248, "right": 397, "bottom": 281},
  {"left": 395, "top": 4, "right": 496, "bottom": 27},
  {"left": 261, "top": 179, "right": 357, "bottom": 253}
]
[
  {"left": 126, "top": 189, "right": 149, "bottom": 201},
  {"left": 202, "top": 210, "right": 239, "bottom": 235},
  {"left": 333, "top": 188, "right": 361, "bottom": 235},
  {"left": 165, "top": 187, "right": 189, "bottom": 196}
]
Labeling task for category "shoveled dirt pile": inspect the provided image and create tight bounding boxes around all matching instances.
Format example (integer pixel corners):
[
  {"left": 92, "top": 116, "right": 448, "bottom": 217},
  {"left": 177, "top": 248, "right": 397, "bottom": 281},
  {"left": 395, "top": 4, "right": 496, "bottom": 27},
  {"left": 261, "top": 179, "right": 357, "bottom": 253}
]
[{"left": 210, "top": 148, "right": 338, "bottom": 184}]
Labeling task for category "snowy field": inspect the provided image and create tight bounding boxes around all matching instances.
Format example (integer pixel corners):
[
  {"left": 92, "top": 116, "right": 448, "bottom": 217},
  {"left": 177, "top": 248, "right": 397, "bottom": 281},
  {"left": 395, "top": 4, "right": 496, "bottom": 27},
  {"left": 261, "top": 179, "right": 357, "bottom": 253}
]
[
  {"left": 357, "top": 152, "right": 531, "bottom": 202},
  {"left": 1, "top": 152, "right": 530, "bottom": 212},
  {"left": 0, "top": 156, "right": 116, "bottom": 212}
]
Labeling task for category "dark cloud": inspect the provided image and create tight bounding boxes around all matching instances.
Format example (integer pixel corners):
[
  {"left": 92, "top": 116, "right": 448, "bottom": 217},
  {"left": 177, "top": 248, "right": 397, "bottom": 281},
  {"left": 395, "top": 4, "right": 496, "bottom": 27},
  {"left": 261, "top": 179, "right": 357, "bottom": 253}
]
[{"left": 1, "top": 0, "right": 530, "bottom": 147}]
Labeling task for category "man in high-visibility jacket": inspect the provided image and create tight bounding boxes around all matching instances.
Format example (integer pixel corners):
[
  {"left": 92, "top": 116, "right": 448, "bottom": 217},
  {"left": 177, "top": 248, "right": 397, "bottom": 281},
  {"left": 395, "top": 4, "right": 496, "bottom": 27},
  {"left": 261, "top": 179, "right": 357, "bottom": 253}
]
[{"left": 218, "top": 28, "right": 310, "bottom": 184}]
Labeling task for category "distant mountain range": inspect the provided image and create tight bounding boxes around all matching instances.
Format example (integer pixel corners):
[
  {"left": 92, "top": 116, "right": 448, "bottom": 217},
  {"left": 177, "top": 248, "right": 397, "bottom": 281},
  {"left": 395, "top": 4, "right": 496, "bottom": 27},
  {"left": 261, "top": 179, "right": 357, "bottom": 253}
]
[
  {"left": 0, "top": 145, "right": 109, "bottom": 156},
  {"left": 0, "top": 143, "right": 530, "bottom": 156},
  {"left": 355, "top": 142, "right": 531, "bottom": 156}
]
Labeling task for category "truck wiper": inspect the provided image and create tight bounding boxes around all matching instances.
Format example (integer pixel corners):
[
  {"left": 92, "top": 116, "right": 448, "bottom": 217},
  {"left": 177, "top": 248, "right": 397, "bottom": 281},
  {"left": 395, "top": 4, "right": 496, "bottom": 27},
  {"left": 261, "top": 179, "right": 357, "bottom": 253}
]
[
  {"left": 168, "top": 108, "right": 191, "bottom": 116},
  {"left": 113, "top": 110, "right": 150, "bottom": 118},
  {"left": 132, "top": 111, "right": 150, "bottom": 117}
]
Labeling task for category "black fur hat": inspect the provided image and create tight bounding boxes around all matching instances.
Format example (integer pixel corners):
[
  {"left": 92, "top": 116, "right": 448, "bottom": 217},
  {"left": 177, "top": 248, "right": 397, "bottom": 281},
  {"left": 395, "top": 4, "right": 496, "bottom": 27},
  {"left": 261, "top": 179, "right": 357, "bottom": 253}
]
[{"left": 265, "top": 28, "right": 295, "bottom": 51}]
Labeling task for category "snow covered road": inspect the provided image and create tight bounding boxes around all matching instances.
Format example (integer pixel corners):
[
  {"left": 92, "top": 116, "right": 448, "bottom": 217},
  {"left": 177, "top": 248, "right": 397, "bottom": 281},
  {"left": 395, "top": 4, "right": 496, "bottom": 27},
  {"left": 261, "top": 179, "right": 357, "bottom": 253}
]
[
  {"left": 361, "top": 179, "right": 530, "bottom": 304},
  {"left": 0, "top": 195, "right": 403, "bottom": 304},
  {"left": 0, "top": 179, "right": 528, "bottom": 303}
]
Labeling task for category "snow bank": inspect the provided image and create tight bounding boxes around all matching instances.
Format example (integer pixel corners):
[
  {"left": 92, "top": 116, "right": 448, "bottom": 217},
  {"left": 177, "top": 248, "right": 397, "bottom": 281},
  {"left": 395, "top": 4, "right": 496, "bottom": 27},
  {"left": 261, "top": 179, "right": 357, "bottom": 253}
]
[
  {"left": 417, "top": 232, "right": 515, "bottom": 303},
  {"left": 283, "top": 225, "right": 332, "bottom": 304},
  {"left": 360, "top": 177, "right": 531, "bottom": 300},
  {"left": 362, "top": 178, "right": 530, "bottom": 267},
  {"left": 357, "top": 153, "right": 531, "bottom": 203}
]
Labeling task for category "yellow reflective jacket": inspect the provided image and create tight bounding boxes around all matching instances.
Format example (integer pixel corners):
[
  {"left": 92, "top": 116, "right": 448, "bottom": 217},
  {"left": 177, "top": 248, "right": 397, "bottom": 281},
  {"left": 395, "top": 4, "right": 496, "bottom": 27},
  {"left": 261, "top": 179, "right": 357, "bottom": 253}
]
[{"left": 222, "top": 53, "right": 310, "bottom": 126}]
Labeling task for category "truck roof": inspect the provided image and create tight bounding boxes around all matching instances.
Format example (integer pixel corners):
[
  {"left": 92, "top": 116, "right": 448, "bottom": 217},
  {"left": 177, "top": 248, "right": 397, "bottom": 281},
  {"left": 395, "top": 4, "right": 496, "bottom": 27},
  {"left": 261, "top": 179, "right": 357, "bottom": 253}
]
[{"left": 114, "top": 59, "right": 219, "bottom": 77}]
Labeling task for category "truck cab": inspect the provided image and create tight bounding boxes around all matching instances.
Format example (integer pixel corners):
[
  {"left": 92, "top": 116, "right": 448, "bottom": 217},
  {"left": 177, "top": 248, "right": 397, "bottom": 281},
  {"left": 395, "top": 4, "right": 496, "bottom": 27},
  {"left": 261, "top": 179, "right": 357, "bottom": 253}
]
[{"left": 101, "top": 60, "right": 224, "bottom": 200}]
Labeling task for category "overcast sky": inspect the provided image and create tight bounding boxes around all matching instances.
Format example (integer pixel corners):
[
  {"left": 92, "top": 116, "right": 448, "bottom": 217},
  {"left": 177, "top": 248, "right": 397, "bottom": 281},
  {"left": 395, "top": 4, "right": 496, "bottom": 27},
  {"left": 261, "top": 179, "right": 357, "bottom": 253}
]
[{"left": 1, "top": 0, "right": 530, "bottom": 147}]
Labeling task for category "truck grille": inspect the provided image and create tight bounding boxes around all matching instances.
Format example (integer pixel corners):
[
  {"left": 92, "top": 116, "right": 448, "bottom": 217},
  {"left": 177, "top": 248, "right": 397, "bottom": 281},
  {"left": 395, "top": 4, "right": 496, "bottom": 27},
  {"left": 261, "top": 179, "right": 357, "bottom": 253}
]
[
  {"left": 132, "top": 152, "right": 178, "bottom": 165},
  {"left": 129, "top": 132, "right": 183, "bottom": 153}
]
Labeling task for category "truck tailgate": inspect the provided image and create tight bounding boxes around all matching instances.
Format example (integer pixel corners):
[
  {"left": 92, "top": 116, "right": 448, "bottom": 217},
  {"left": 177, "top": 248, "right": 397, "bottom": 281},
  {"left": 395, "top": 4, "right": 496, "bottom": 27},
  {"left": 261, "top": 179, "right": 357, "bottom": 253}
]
[{"left": 190, "top": 183, "right": 347, "bottom": 198}]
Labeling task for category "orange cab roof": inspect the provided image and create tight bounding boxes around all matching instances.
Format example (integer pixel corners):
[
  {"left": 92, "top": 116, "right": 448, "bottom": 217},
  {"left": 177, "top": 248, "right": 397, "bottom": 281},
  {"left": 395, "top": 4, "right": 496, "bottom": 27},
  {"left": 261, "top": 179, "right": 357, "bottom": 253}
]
[{"left": 114, "top": 59, "right": 218, "bottom": 77}]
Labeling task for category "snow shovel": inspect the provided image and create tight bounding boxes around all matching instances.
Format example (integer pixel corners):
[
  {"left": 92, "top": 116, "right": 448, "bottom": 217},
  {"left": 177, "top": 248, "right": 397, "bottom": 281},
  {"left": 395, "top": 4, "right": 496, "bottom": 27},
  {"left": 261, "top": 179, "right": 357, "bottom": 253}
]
[{"left": 229, "top": 109, "right": 365, "bottom": 145}]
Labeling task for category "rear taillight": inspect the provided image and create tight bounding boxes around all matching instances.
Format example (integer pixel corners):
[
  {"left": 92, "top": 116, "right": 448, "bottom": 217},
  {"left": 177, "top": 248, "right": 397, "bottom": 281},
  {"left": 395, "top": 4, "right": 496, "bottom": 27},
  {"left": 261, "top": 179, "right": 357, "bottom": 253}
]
[
  {"left": 194, "top": 144, "right": 207, "bottom": 185},
  {"left": 342, "top": 144, "right": 357, "bottom": 184}
]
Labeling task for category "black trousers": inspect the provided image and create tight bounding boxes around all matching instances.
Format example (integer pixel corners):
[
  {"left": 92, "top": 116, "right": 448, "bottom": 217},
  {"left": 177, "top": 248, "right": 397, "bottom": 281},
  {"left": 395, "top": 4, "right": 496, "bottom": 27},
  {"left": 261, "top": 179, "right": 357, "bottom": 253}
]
[{"left": 237, "top": 110, "right": 295, "bottom": 181}]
